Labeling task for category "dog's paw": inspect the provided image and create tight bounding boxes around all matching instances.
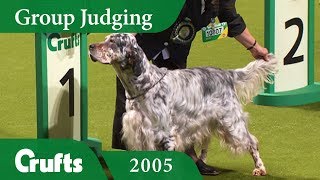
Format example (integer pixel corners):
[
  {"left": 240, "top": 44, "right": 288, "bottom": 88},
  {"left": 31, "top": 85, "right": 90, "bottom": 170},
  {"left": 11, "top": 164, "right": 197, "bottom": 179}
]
[
  {"left": 163, "top": 136, "right": 176, "bottom": 151},
  {"left": 164, "top": 141, "right": 175, "bottom": 151},
  {"left": 252, "top": 167, "right": 267, "bottom": 176}
]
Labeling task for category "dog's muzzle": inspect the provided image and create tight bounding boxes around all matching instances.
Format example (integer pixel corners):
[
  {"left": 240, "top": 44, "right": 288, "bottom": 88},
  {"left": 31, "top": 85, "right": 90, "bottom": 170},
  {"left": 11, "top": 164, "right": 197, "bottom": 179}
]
[
  {"left": 89, "top": 44, "right": 98, "bottom": 62},
  {"left": 89, "top": 54, "right": 98, "bottom": 62}
]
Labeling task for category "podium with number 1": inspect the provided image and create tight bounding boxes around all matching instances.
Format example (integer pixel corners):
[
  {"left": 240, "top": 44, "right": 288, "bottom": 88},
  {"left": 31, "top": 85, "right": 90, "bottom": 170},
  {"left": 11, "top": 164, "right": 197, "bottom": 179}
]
[{"left": 35, "top": 33, "right": 101, "bottom": 153}]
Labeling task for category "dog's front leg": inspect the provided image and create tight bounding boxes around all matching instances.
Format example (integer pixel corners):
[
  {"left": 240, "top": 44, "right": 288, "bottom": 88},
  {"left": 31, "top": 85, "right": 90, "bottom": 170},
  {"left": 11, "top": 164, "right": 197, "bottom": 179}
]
[
  {"left": 162, "top": 135, "right": 176, "bottom": 151},
  {"left": 122, "top": 110, "right": 157, "bottom": 150},
  {"left": 199, "top": 137, "right": 210, "bottom": 162}
]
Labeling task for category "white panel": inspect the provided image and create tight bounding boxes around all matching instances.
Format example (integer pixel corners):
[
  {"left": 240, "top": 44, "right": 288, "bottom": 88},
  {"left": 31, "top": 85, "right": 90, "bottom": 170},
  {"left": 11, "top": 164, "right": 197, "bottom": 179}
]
[
  {"left": 46, "top": 33, "right": 81, "bottom": 140},
  {"left": 274, "top": 0, "right": 308, "bottom": 92}
]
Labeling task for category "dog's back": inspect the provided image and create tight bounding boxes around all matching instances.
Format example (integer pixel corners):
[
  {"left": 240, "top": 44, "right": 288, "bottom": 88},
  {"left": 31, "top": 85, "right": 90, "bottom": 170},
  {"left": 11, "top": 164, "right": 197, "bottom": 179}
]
[{"left": 165, "top": 54, "right": 277, "bottom": 108}]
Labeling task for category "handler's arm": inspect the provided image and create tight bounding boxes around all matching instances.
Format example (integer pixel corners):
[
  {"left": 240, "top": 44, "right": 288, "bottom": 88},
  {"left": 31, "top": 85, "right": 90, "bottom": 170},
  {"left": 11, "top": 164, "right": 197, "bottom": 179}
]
[
  {"left": 218, "top": 0, "right": 246, "bottom": 37},
  {"left": 235, "top": 28, "right": 269, "bottom": 61},
  {"left": 218, "top": 0, "right": 269, "bottom": 61}
]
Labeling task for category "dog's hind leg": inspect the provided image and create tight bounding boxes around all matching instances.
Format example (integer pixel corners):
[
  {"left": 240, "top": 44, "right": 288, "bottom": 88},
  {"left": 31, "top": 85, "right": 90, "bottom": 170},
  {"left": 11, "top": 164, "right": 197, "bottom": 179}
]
[
  {"left": 247, "top": 133, "right": 266, "bottom": 176},
  {"left": 235, "top": 113, "right": 266, "bottom": 175},
  {"left": 218, "top": 111, "right": 266, "bottom": 176}
]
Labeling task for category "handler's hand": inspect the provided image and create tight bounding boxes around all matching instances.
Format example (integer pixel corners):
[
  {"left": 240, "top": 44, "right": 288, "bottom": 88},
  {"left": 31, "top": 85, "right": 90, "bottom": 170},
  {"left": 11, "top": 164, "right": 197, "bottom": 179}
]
[{"left": 249, "top": 43, "right": 269, "bottom": 61}]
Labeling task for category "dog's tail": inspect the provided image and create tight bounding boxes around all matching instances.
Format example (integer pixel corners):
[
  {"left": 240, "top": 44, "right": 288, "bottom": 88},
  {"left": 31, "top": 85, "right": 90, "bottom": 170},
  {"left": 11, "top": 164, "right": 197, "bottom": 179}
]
[{"left": 231, "top": 54, "right": 278, "bottom": 104}]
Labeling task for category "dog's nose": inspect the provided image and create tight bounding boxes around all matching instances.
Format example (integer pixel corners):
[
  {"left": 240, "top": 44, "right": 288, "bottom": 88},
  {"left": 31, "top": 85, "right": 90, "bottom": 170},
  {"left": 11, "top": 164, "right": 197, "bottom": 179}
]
[{"left": 89, "top": 44, "right": 95, "bottom": 49}]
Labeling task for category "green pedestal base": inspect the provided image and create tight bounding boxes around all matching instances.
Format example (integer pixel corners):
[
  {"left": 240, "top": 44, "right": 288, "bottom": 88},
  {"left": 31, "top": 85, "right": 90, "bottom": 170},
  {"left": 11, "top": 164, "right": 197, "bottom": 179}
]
[
  {"left": 253, "top": 82, "right": 320, "bottom": 106},
  {"left": 86, "top": 137, "right": 102, "bottom": 157}
]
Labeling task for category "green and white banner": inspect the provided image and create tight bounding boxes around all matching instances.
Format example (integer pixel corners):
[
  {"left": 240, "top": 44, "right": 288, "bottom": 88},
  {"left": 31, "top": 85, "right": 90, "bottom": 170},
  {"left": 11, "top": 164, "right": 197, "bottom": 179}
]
[
  {"left": 0, "top": 139, "right": 201, "bottom": 180},
  {"left": 103, "top": 151, "right": 201, "bottom": 180},
  {"left": 0, "top": 139, "right": 106, "bottom": 180},
  {"left": 0, "top": 0, "right": 184, "bottom": 33}
]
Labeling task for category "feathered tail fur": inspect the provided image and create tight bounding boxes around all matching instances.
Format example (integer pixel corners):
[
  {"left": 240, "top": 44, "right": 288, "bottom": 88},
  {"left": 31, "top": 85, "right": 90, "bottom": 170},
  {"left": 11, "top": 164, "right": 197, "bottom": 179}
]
[{"left": 232, "top": 54, "right": 278, "bottom": 104}]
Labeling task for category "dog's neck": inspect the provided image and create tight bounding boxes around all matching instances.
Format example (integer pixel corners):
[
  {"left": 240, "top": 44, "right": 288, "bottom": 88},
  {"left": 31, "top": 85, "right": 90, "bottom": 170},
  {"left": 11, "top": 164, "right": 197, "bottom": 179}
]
[{"left": 114, "top": 53, "right": 166, "bottom": 99}]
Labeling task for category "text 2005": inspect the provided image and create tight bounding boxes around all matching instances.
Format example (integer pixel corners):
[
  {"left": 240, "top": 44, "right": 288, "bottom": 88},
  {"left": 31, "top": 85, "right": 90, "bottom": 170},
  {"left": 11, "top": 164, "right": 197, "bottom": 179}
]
[{"left": 130, "top": 158, "right": 173, "bottom": 173}]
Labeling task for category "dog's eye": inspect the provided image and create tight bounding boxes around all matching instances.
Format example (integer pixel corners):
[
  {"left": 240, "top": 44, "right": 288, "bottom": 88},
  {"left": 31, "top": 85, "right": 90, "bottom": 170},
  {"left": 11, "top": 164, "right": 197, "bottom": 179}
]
[{"left": 109, "top": 39, "right": 115, "bottom": 43}]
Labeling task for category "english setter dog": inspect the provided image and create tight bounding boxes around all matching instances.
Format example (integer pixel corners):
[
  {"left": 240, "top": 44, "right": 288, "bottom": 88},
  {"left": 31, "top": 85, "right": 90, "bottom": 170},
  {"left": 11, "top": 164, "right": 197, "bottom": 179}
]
[{"left": 89, "top": 33, "right": 278, "bottom": 176}]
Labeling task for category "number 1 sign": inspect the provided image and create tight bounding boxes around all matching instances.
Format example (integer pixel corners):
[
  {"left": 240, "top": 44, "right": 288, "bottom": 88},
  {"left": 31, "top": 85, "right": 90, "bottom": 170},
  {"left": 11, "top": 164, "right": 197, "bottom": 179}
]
[
  {"left": 254, "top": 0, "right": 320, "bottom": 106},
  {"left": 35, "top": 33, "right": 88, "bottom": 141}
]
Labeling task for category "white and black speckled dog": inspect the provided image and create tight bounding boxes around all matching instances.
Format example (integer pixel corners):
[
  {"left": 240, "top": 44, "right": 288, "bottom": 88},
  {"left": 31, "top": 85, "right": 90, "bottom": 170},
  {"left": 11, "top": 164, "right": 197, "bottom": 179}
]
[{"left": 89, "top": 33, "right": 278, "bottom": 176}]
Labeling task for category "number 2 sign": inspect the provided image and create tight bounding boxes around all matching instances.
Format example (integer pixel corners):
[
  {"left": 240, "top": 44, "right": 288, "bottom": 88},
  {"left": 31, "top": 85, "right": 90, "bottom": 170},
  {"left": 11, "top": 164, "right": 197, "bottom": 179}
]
[
  {"left": 36, "top": 33, "right": 88, "bottom": 141},
  {"left": 254, "top": 0, "right": 320, "bottom": 106},
  {"left": 274, "top": 0, "right": 309, "bottom": 92}
]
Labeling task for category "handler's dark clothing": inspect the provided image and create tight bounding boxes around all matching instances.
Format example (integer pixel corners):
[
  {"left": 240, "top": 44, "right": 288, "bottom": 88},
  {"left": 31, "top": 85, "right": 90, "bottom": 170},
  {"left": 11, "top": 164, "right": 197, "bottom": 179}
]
[{"left": 112, "top": 0, "right": 246, "bottom": 149}]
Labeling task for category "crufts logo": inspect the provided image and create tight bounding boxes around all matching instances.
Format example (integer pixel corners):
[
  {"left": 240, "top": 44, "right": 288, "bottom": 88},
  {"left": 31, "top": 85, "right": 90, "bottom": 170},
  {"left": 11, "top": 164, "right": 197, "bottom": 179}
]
[{"left": 15, "top": 148, "right": 83, "bottom": 173}]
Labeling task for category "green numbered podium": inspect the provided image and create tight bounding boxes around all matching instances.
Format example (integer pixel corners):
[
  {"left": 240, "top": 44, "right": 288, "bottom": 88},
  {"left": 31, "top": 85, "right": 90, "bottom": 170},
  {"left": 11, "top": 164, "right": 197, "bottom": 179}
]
[
  {"left": 254, "top": 0, "right": 320, "bottom": 106},
  {"left": 35, "top": 33, "right": 101, "bottom": 153}
]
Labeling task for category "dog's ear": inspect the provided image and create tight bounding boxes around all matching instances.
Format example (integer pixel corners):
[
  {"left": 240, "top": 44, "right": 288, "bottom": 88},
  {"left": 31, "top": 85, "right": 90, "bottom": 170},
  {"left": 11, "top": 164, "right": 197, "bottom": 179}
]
[
  {"left": 124, "top": 36, "right": 141, "bottom": 59},
  {"left": 122, "top": 44, "right": 143, "bottom": 75},
  {"left": 118, "top": 45, "right": 135, "bottom": 70},
  {"left": 124, "top": 44, "right": 139, "bottom": 64}
]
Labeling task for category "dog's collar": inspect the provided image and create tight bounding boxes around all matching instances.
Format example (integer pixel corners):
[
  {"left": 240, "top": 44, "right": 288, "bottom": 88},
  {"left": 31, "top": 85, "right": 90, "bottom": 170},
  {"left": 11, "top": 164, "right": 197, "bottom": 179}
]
[{"left": 128, "top": 70, "right": 168, "bottom": 100}]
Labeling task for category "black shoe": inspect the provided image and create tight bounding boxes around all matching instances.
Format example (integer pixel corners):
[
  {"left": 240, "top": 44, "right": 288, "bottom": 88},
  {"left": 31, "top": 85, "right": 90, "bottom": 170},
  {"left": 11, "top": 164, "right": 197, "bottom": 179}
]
[{"left": 195, "top": 159, "right": 220, "bottom": 176}]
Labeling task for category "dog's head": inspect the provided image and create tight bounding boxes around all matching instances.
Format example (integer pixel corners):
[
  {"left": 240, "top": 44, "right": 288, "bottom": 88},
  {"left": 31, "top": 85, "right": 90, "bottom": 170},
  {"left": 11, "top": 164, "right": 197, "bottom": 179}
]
[{"left": 89, "top": 33, "right": 142, "bottom": 71}]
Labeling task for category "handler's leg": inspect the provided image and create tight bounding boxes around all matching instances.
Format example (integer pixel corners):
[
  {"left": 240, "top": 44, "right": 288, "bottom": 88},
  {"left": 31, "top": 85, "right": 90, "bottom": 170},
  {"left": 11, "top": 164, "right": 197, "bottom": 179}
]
[
  {"left": 185, "top": 147, "right": 220, "bottom": 176},
  {"left": 111, "top": 77, "right": 127, "bottom": 150}
]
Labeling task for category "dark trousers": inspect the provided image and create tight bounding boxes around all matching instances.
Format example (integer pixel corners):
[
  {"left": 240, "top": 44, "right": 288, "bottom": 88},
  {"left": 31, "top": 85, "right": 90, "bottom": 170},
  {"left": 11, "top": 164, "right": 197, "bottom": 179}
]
[{"left": 112, "top": 43, "right": 191, "bottom": 149}]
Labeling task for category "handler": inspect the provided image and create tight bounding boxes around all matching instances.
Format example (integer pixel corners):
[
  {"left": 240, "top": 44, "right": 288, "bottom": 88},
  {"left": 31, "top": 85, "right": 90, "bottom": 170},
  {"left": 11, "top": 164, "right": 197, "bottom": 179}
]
[{"left": 111, "top": 0, "right": 269, "bottom": 176}]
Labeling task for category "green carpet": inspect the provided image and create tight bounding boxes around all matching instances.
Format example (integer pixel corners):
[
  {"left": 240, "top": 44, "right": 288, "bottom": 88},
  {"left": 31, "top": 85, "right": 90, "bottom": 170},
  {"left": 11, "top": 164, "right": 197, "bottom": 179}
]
[{"left": 0, "top": 1, "right": 319, "bottom": 179}]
